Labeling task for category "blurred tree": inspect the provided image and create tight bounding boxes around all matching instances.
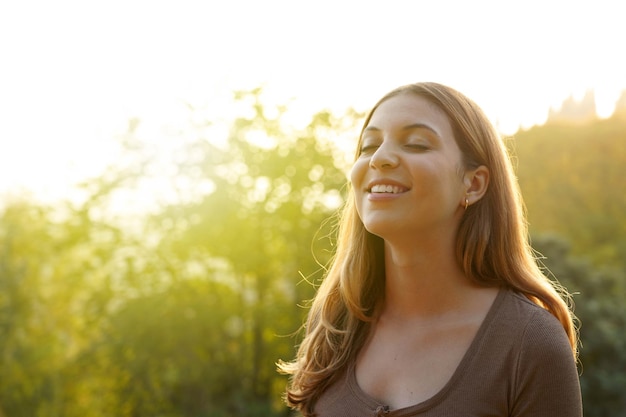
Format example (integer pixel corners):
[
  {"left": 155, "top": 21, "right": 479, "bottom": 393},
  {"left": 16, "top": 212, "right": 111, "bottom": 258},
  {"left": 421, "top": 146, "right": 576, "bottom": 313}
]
[
  {"left": 533, "top": 234, "right": 626, "bottom": 416},
  {"left": 64, "top": 88, "right": 360, "bottom": 416},
  {"left": 0, "top": 201, "right": 60, "bottom": 417},
  {"left": 141, "top": 89, "right": 357, "bottom": 415},
  {"left": 79, "top": 279, "right": 244, "bottom": 417},
  {"left": 0, "top": 126, "right": 153, "bottom": 416},
  {"left": 0, "top": 197, "right": 124, "bottom": 416},
  {"left": 512, "top": 115, "right": 626, "bottom": 267},
  {"left": 514, "top": 115, "right": 626, "bottom": 416}
]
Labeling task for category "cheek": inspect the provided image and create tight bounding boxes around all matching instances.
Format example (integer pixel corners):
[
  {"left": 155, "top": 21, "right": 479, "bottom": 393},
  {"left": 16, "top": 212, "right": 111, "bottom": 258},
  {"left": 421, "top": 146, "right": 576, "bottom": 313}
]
[
  {"left": 349, "top": 159, "right": 367, "bottom": 188},
  {"left": 349, "top": 160, "right": 367, "bottom": 218}
]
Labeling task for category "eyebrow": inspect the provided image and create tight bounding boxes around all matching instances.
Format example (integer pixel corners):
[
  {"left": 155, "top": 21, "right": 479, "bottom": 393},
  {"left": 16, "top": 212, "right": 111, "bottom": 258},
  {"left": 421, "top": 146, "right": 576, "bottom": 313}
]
[{"left": 363, "top": 123, "right": 440, "bottom": 137}]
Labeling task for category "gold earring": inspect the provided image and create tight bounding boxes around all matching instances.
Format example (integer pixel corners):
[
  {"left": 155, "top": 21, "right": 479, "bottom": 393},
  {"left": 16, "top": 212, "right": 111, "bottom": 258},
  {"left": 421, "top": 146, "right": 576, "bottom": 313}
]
[{"left": 464, "top": 198, "right": 469, "bottom": 210}]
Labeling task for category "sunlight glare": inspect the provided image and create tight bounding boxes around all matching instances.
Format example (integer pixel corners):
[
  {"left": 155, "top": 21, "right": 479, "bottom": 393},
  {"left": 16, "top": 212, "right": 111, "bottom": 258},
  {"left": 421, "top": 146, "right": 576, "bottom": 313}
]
[{"left": 1, "top": 0, "right": 625, "bottom": 211}]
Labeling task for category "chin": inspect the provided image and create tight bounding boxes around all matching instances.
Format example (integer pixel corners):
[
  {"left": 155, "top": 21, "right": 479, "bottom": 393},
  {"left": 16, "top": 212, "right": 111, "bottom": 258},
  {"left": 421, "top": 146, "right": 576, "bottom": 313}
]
[{"left": 362, "top": 220, "right": 398, "bottom": 240}]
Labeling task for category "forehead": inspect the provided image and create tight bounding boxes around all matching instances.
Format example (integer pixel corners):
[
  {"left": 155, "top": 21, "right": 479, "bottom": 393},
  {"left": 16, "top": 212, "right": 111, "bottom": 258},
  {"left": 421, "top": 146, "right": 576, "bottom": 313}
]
[{"left": 366, "top": 93, "right": 454, "bottom": 139}]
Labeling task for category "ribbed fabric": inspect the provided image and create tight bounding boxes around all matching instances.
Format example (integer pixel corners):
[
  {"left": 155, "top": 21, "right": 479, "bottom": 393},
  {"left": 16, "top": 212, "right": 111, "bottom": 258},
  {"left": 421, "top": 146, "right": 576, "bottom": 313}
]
[{"left": 313, "top": 289, "right": 582, "bottom": 417}]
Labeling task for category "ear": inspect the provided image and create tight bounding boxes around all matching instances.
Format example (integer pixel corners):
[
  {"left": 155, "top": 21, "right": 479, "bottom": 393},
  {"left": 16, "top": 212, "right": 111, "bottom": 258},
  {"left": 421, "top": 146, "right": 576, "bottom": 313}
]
[{"left": 462, "top": 165, "right": 489, "bottom": 206}]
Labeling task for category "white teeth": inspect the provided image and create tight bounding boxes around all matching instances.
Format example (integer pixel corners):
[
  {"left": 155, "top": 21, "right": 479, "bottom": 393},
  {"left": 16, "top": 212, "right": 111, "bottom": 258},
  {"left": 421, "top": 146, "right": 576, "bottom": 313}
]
[{"left": 371, "top": 184, "right": 403, "bottom": 193}]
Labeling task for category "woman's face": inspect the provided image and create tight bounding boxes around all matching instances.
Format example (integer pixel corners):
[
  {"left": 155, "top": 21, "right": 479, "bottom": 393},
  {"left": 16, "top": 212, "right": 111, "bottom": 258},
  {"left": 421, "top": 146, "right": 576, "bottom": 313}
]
[{"left": 350, "top": 93, "right": 467, "bottom": 241}]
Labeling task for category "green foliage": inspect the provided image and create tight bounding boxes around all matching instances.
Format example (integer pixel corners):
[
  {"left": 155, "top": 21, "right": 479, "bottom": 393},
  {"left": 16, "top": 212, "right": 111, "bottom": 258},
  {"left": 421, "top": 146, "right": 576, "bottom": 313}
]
[
  {"left": 515, "top": 116, "right": 626, "bottom": 416},
  {"left": 0, "top": 198, "right": 123, "bottom": 416},
  {"left": 533, "top": 235, "right": 626, "bottom": 417},
  {"left": 142, "top": 90, "right": 353, "bottom": 415},
  {"left": 90, "top": 280, "right": 251, "bottom": 416},
  {"left": 0, "top": 89, "right": 357, "bottom": 416},
  {"left": 513, "top": 115, "right": 626, "bottom": 267}
]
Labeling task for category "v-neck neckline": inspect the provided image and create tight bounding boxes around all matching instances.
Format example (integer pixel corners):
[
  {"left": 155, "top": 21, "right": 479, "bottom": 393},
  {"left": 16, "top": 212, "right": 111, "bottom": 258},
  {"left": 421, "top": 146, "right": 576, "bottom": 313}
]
[{"left": 347, "top": 288, "right": 507, "bottom": 416}]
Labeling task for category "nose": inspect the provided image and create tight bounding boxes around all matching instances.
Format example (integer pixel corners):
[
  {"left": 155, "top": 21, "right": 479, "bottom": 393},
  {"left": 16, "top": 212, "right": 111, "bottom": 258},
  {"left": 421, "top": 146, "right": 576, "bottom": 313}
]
[{"left": 369, "top": 141, "right": 399, "bottom": 169}]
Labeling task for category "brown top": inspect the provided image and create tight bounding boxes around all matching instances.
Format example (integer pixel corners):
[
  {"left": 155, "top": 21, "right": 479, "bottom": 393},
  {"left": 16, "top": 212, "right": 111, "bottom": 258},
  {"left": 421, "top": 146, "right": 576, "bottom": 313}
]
[{"left": 313, "top": 289, "right": 582, "bottom": 416}]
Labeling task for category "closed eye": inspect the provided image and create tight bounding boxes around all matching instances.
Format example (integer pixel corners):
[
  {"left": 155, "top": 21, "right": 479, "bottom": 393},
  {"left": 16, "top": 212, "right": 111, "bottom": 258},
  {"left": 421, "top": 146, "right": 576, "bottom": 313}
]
[
  {"left": 359, "top": 144, "right": 379, "bottom": 155},
  {"left": 405, "top": 144, "right": 430, "bottom": 151}
]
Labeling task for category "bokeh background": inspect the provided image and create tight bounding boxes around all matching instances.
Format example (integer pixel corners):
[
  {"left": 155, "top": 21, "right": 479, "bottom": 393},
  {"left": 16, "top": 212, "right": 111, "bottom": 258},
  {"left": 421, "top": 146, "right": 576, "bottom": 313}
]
[{"left": 0, "top": 1, "right": 624, "bottom": 416}]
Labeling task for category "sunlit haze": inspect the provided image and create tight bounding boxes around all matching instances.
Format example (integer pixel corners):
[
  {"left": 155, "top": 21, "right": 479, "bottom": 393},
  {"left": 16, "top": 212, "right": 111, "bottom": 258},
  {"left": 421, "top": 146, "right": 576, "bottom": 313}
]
[{"left": 1, "top": 0, "right": 624, "bottom": 206}]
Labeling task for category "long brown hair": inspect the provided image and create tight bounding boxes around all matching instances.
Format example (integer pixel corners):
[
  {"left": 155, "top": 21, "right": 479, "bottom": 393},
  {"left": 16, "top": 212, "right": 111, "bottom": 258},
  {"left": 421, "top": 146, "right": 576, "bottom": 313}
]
[{"left": 278, "top": 82, "right": 578, "bottom": 416}]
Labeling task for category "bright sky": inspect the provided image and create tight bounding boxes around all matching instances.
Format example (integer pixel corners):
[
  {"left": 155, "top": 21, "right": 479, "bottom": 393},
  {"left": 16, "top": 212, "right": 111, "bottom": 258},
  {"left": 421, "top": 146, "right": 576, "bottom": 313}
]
[{"left": 1, "top": 0, "right": 624, "bottom": 205}]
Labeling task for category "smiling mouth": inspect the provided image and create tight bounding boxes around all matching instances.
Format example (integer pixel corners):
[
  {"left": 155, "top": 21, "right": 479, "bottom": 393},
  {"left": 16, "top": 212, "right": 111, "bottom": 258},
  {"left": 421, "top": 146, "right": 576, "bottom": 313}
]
[{"left": 369, "top": 184, "right": 409, "bottom": 194}]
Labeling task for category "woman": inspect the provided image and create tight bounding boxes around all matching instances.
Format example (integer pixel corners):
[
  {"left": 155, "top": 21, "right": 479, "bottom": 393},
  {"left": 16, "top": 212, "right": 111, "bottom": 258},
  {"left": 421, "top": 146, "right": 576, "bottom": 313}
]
[{"left": 278, "top": 82, "right": 582, "bottom": 416}]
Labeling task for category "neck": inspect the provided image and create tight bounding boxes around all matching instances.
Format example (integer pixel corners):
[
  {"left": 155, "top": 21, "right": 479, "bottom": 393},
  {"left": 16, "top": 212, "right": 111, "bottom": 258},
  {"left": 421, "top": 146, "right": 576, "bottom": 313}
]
[{"left": 381, "top": 239, "right": 476, "bottom": 320}]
